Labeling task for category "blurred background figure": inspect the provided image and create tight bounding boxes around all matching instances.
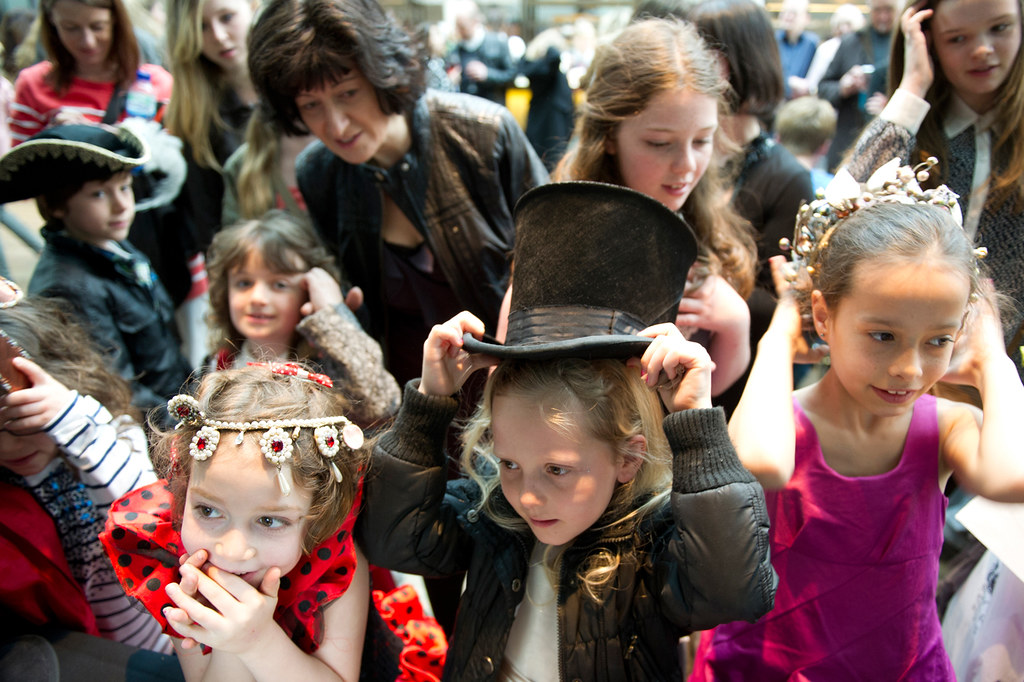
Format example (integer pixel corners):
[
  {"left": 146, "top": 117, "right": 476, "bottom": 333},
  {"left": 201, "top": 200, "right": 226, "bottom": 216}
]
[
  {"left": 520, "top": 26, "right": 573, "bottom": 170},
  {"left": 803, "top": 2, "right": 865, "bottom": 94},
  {"left": 774, "top": 95, "right": 837, "bottom": 193},
  {"left": 775, "top": 0, "right": 818, "bottom": 99},
  {"left": 421, "top": 20, "right": 456, "bottom": 92},
  {"left": 448, "top": 0, "right": 514, "bottom": 104},
  {"left": 816, "top": 0, "right": 898, "bottom": 171}
]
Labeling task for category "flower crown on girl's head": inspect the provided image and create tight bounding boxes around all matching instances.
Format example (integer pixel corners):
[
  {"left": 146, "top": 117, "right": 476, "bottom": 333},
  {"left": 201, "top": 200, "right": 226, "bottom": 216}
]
[
  {"left": 166, "top": 362, "right": 365, "bottom": 496},
  {"left": 781, "top": 157, "right": 987, "bottom": 275}
]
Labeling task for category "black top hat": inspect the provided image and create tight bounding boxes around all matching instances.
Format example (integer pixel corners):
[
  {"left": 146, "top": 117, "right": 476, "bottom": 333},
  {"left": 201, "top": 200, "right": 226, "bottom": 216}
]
[
  {"left": 0, "top": 124, "right": 149, "bottom": 204},
  {"left": 462, "top": 181, "right": 698, "bottom": 360}
]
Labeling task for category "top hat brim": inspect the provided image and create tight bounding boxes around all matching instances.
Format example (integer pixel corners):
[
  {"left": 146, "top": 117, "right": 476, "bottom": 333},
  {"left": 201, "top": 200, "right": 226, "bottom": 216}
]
[{"left": 462, "top": 331, "right": 653, "bottom": 360}]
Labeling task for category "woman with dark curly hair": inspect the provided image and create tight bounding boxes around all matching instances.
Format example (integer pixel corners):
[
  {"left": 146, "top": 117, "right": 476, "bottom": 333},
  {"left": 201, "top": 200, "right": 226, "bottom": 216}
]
[{"left": 248, "top": 0, "right": 548, "bottom": 388}]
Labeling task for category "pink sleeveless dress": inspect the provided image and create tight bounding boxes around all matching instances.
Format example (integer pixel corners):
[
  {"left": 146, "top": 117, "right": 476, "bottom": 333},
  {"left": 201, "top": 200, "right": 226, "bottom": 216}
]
[{"left": 692, "top": 394, "right": 955, "bottom": 680}]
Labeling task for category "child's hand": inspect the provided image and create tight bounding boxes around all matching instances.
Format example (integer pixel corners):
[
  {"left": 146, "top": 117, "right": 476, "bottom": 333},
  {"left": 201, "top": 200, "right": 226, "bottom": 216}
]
[
  {"left": 171, "top": 549, "right": 211, "bottom": 650},
  {"left": 636, "top": 324, "right": 716, "bottom": 412},
  {"left": 676, "top": 274, "right": 748, "bottom": 339},
  {"left": 164, "top": 563, "right": 282, "bottom": 655},
  {"left": 0, "top": 357, "right": 73, "bottom": 435},
  {"left": 344, "top": 285, "right": 364, "bottom": 312},
  {"left": 898, "top": 0, "right": 935, "bottom": 98},
  {"left": 419, "top": 311, "right": 498, "bottom": 396},
  {"left": 943, "top": 282, "right": 1005, "bottom": 386},
  {"left": 299, "top": 267, "right": 344, "bottom": 316},
  {"left": 768, "top": 256, "right": 829, "bottom": 364}
]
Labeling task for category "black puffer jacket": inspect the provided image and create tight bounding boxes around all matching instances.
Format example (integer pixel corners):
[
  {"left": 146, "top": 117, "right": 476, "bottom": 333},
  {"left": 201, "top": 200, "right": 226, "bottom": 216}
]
[
  {"left": 296, "top": 90, "right": 548, "bottom": 343},
  {"left": 29, "top": 225, "right": 193, "bottom": 413},
  {"left": 358, "top": 383, "right": 777, "bottom": 681}
]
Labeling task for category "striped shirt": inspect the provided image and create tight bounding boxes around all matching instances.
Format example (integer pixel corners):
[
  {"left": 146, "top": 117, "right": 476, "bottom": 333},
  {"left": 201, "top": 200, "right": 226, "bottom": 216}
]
[
  {"left": 20, "top": 391, "right": 170, "bottom": 653},
  {"left": 9, "top": 61, "right": 172, "bottom": 145}
]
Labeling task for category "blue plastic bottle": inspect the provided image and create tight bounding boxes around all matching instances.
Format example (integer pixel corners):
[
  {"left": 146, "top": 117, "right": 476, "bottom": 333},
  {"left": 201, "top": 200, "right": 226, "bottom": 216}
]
[{"left": 125, "top": 70, "right": 157, "bottom": 119}]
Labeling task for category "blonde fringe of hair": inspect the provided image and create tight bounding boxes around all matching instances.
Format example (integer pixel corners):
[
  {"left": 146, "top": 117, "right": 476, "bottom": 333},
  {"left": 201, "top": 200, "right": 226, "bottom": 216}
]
[
  {"left": 459, "top": 358, "right": 672, "bottom": 603},
  {"left": 234, "top": 110, "right": 280, "bottom": 219}
]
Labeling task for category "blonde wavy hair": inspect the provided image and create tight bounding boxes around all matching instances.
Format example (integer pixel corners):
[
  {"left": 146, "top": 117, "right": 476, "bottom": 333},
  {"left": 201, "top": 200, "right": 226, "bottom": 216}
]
[
  {"left": 233, "top": 109, "right": 280, "bottom": 219},
  {"left": 555, "top": 18, "right": 756, "bottom": 297},
  {"left": 460, "top": 358, "right": 672, "bottom": 603}
]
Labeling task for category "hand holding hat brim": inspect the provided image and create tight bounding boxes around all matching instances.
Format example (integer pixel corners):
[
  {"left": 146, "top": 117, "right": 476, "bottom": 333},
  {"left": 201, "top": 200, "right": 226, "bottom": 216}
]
[{"left": 419, "top": 312, "right": 499, "bottom": 397}]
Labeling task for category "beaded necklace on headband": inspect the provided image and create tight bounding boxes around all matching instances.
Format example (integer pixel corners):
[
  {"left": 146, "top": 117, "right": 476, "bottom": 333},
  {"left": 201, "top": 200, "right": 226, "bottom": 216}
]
[
  {"left": 780, "top": 157, "right": 987, "bottom": 274},
  {"left": 166, "top": 362, "right": 365, "bottom": 496}
]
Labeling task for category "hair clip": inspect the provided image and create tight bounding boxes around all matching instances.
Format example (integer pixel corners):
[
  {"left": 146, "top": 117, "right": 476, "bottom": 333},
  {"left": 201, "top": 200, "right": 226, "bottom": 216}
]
[
  {"left": 167, "top": 394, "right": 363, "bottom": 496},
  {"left": 245, "top": 361, "right": 334, "bottom": 388}
]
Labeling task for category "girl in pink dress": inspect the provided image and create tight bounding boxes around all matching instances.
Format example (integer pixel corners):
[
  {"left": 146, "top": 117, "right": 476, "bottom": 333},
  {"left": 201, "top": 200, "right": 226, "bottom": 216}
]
[{"left": 692, "top": 161, "right": 1024, "bottom": 680}]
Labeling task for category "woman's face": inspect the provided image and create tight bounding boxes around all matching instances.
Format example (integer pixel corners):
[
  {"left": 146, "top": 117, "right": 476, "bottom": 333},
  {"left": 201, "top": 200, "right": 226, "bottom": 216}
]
[
  {"left": 200, "top": 0, "right": 253, "bottom": 77},
  {"left": 606, "top": 87, "right": 719, "bottom": 212},
  {"left": 295, "top": 66, "right": 407, "bottom": 167},
  {"left": 931, "top": 0, "right": 1022, "bottom": 113},
  {"left": 48, "top": 0, "right": 113, "bottom": 76}
]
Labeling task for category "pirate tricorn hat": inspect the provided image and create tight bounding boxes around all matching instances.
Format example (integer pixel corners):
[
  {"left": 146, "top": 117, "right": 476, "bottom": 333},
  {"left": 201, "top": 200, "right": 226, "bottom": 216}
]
[
  {"left": 463, "top": 181, "right": 698, "bottom": 360},
  {"left": 0, "top": 124, "right": 149, "bottom": 204}
]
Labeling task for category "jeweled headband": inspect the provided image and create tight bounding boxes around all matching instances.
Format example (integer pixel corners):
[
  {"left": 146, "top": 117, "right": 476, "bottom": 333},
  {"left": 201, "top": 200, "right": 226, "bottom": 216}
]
[{"left": 167, "top": 363, "right": 364, "bottom": 496}]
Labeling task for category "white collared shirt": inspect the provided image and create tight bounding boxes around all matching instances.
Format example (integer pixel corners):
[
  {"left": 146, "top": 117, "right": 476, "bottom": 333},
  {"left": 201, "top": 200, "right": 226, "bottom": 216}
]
[{"left": 881, "top": 88, "right": 998, "bottom": 240}]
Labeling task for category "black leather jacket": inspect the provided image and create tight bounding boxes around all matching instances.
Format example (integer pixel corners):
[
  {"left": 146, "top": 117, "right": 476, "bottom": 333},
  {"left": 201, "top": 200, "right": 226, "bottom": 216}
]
[
  {"left": 29, "top": 225, "right": 193, "bottom": 412},
  {"left": 358, "top": 383, "right": 778, "bottom": 681},
  {"left": 296, "top": 91, "right": 548, "bottom": 342}
]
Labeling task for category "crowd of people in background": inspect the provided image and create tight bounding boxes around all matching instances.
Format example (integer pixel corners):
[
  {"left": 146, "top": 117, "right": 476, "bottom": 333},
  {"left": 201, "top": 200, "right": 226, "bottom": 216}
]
[{"left": 1, "top": 0, "right": 1023, "bottom": 678}]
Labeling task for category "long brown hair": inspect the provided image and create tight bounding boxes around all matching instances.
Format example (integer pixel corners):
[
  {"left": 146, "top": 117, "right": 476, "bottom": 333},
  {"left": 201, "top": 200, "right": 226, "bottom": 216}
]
[
  {"left": 39, "top": 0, "right": 140, "bottom": 93},
  {"left": 555, "top": 18, "right": 756, "bottom": 297}
]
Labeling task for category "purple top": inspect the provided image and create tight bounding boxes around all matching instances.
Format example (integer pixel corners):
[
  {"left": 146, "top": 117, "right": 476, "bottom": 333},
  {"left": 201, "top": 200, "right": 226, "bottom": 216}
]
[{"left": 693, "top": 393, "right": 954, "bottom": 680}]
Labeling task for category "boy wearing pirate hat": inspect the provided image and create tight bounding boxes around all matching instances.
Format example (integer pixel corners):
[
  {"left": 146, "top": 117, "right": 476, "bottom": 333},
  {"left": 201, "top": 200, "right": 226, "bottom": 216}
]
[{"left": 0, "top": 124, "right": 192, "bottom": 412}]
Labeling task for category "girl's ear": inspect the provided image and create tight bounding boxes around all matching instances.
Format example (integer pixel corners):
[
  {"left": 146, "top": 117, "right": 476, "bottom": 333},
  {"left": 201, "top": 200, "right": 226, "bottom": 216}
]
[
  {"left": 617, "top": 435, "right": 645, "bottom": 483},
  {"left": 810, "top": 289, "right": 830, "bottom": 340}
]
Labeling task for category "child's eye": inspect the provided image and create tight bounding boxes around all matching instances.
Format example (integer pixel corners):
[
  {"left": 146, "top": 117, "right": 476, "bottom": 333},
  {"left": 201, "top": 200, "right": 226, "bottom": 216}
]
[
  {"left": 231, "top": 278, "right": 252, "bottom": 289},
  {"left": 256, "top": 515, "right": 288, "bottom": 529},
  {"left": 498, "top": 459, "right": 519, "bottom": 471},
  {"left": 928, "top": 336, "right": 955, "bottom": 348},
  {"left": 868, "top": 331, "right": 894, "bottom": 342},
  {"left": 273, "top": 280, "right": 294, "bottom": 290},
  {"left": 546, "top": 465, "right": 570, "bottom": 476},
  {"left": 993, "top": 22, "right": 1011, "bottom": 33},
  {"left": 646, "top": 140, "right": 670, "bottom": 149},
  {"left": 194, "top": 504, "right": 222, "bottom": 519}
]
